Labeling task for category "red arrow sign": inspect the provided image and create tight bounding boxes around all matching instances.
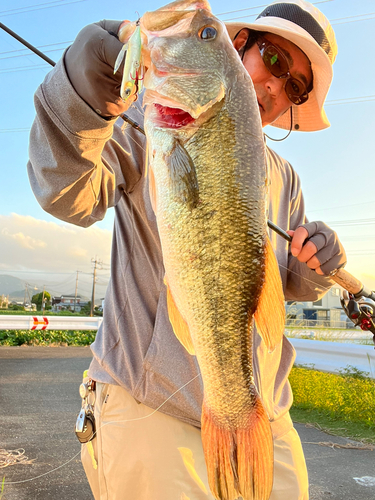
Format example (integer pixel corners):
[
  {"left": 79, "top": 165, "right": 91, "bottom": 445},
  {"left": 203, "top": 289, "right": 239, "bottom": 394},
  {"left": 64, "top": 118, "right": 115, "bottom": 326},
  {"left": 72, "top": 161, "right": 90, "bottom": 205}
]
[{"left": 31, "top": 317, "right": 49, "bottom": 330}]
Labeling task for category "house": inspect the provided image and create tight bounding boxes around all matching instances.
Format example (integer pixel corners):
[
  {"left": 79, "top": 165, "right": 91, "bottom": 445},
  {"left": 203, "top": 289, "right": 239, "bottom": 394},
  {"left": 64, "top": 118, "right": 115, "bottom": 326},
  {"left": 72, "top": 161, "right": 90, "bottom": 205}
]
[
  {"left": 52, "top": 295, "right": 89, "bottom": 312},
  {"left": 285, "top": 286, "right": 345, "bottom": 327}
]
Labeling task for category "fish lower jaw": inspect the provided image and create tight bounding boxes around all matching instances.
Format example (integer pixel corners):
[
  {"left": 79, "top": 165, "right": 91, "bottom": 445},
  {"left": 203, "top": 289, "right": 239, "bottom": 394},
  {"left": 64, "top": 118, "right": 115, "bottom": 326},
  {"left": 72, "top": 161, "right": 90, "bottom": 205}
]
[{"left": 152, "top": 103, "right": 196, "bottom": 129}]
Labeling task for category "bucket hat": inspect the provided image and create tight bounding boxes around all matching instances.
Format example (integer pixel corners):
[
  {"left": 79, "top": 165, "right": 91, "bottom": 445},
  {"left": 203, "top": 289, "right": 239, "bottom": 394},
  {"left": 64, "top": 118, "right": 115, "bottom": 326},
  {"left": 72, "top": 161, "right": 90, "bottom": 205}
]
[{"left": 225, "top": 0, "right": 337, "bottom": 131}]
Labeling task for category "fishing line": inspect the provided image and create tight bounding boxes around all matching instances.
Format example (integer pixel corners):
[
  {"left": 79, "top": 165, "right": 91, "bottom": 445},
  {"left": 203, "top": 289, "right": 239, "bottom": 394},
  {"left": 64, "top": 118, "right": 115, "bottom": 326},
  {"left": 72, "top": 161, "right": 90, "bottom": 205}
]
[
  {"left": 122, "top": 125, "right": 147, "bottom": 153},
  {"left": 3, "top": 373, "right": 202, "bottom": 485},
  {"left": 278, "top": 263, "right": 333, "bottom": 291}
]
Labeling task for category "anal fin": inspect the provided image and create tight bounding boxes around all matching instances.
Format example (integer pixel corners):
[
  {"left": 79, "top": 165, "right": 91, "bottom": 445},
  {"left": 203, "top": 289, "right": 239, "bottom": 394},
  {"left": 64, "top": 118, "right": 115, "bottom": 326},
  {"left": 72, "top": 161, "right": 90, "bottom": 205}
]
[
  {"left": 254, "top": 236, "right": 285, "bottom": 352},
  {"left": 166, "top": 282, "right": 195, "bottom": 355}
]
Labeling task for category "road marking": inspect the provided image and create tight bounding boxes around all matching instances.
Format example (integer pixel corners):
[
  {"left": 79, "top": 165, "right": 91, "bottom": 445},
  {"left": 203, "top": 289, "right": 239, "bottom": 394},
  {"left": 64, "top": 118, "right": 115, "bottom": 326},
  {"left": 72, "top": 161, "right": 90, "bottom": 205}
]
[{"left": 353, "top": 477, "right": 375, "bottom": 487}]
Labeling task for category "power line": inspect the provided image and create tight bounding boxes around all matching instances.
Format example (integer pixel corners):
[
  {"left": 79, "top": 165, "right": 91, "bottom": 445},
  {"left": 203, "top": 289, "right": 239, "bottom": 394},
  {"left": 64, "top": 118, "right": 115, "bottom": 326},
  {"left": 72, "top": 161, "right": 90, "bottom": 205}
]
[
  {"left": 308, "top": 200, "right": 375, "bottom": 214},
  {"left": 216, "top": 4, "right": 271, "bottom": 16},
  {"left": 0, "top": 0, "right": 87, "bottom": 18},
  {"left": 326, "top": 218, "right": 375, "bottom": 227},
  {"left": 332, "top": 17, "right": 375, "bottom": 26},
  {"left": 221, "top": 9, "right": 375, "bottom": 23},
  {"left": 0, "top": 41, "right": 72, "bottom": 55},
  {"left": 0, "top": 47, "right": 66, "bottom": 61},
  {"left": 214, "top": 0, "right": 333, "bottom": 17},
  {"left": 331, "top": 12, "right": 375, "bottom": 25},
  {"left": 0, "top": 270, "right": 83, "bottom": 274},
  {"left": 326, "top": 96, "right": 375, "bottom": 106},
  {"left": 0, "top": 128, "right": 30, "bottom": 133},
  {"left": 0, "top": 0, "right": 70, "bottom": 16},
  {"left": 0, "top": 64, "right": 50, "bottom": 73}
]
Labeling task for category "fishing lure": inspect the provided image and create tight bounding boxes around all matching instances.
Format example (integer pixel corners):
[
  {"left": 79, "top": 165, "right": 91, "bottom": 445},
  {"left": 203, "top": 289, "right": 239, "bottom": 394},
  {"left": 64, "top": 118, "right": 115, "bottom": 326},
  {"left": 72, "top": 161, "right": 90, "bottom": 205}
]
[{"left": 114, "top": 19, "right": 145, "bottom": 102}]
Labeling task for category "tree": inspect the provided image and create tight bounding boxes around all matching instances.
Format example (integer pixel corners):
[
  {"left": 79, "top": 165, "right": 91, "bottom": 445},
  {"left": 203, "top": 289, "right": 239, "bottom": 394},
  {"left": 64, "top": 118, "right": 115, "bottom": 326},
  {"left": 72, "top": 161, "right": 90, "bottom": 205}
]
[
  {"left": 31, "top": 291, "right": 51, "bottom": 311},
  {"left": 80, "top": 301, "right": 91, "bottom": 316}
]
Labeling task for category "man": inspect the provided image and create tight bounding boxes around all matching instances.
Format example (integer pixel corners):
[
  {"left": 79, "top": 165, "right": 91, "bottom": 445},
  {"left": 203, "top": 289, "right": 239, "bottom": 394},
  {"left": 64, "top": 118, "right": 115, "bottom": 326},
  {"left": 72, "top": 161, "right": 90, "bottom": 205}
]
[{"left": 27, "top": 0, "right": 346, "bottom": 498}]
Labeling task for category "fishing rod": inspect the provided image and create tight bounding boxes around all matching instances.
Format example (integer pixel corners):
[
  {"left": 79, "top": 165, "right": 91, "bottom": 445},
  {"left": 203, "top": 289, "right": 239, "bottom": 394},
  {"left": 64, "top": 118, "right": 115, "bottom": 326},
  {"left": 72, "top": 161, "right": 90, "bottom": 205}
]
[
  {"left": 0, "top": 22, "right": 56, "bottom": 67},
  {"left": 2, "top": 22, "right": 375, "bottom": 329},
  {"left": 0, "top": 22, "right": 142, "bottom": 133}
]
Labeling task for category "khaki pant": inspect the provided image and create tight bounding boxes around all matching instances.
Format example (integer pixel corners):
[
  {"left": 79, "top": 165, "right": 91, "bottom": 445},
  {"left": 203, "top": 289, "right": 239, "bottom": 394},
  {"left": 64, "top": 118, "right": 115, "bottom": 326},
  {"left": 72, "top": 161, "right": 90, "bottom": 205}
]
[{"left": 82, "top": 383, "right": 309, "bottom": 500}]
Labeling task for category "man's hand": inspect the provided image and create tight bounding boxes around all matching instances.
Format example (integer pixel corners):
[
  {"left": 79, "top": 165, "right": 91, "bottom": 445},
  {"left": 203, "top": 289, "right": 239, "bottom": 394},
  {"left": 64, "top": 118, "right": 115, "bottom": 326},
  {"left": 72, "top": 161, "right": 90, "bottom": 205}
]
[
  {"left": 287, "top": 221, "right": 346, "bottom": 276},
  {"left": 65, "top": 20, "right": 137, "bottom": 118}
]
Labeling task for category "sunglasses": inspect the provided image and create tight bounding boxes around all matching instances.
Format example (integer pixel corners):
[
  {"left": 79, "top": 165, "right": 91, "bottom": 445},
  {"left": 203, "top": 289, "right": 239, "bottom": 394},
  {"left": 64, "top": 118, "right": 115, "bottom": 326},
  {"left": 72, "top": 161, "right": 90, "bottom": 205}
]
[{"left": 256, "top": 36, "right": 311, "bottom": 106}]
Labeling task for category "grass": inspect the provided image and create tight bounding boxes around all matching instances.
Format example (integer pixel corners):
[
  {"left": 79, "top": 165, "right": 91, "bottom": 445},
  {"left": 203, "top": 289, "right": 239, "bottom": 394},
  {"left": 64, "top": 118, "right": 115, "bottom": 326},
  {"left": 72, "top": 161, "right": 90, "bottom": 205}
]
[
  {"left": 0, "top": 329, "right": 96, "bottom": 346},
  {"left": 289, "top": 366, "right": 375, "bottom": 442}
]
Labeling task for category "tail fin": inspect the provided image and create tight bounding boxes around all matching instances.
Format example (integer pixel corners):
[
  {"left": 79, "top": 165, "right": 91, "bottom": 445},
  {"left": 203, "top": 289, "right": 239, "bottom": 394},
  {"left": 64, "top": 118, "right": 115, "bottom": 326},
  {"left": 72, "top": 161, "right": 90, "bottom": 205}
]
[{"left": 201, "top": 395, "right": 273, "bottom": 500}]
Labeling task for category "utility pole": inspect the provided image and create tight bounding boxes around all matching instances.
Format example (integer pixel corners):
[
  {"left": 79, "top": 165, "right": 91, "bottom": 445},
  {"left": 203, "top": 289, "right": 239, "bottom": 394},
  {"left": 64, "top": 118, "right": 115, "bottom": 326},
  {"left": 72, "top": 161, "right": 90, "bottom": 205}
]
[
  {"left": 74, "top": 271, "right": 79, "bottom": 312},
  {"left": 90, "top": 258, "right": 102, "bottom": 317},
  {"left": 41, "top": 286, "right": 45, "bottom": 313}
]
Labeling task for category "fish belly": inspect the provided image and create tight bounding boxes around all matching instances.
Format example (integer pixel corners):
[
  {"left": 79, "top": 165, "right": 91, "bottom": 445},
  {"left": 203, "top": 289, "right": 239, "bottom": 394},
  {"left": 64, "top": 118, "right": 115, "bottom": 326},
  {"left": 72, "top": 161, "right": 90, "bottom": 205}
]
[{"left": 149, "top": 107, "right": 274, "bottom": 500}]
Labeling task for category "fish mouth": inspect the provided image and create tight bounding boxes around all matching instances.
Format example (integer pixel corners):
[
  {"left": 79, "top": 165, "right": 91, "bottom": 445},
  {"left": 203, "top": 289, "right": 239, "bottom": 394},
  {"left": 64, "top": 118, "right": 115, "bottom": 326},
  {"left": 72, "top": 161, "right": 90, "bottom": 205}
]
[{"left": 153, "top": 103, "right": 195, "bottom": 129}]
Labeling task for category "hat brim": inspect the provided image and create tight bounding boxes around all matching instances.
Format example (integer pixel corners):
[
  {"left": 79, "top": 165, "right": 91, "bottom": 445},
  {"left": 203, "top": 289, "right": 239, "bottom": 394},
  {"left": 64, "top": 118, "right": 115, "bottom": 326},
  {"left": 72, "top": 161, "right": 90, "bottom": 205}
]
[{"left": 225, "top": 17, "right": 333, "bottom": 131}]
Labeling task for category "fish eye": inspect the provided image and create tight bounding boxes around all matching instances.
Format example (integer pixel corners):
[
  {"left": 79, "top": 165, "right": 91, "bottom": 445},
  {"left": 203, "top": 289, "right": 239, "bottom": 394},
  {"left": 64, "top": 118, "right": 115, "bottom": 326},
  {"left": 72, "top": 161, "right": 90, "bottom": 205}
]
[{"left": 200, "top": 26, "right": 217, "bottom": 40}]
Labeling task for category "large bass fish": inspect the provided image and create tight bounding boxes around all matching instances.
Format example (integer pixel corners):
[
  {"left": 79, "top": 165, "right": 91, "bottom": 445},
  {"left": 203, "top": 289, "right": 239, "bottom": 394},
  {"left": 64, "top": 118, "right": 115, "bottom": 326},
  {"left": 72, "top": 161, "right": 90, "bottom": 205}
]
[{"left": 137, "top": 1, "right": 286, "bottom": 498}]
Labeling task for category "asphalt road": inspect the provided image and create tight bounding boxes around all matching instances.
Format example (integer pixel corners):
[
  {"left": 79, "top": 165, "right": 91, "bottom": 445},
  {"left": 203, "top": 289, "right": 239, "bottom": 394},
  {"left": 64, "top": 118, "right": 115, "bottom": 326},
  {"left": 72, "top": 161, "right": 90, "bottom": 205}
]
[{"left": 0, "top": 346, "right": 374, "bottom": 500}]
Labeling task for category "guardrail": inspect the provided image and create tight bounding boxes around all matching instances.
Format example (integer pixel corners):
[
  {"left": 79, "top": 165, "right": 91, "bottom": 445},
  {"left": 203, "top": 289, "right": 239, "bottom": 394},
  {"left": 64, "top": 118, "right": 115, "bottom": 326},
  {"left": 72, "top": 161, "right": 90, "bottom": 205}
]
[
  {"left": 289, "top": 338, "right": 375, "bottom": 379},
  {"left": 286, "top": 319, "right": 352, "bottom": 329},
  {"left": 1, "top": 316, "right": 374, "bottom": 378},
  {"left": 286, "top": 329, "right": 372, "bottom": 342},
  {"left": 0, "top": 315, "right": 103, "bottom": 331}
]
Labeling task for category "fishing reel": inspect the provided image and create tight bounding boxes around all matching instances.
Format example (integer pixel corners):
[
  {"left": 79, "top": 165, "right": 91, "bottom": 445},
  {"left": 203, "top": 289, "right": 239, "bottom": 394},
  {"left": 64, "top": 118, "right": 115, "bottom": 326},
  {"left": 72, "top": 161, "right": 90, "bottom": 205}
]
[
  {"left": 75, "top": 379, "right": 96, "bottom": 444},
  {"left": 341, "top": 290, "right": 375, "bottom": 345}
]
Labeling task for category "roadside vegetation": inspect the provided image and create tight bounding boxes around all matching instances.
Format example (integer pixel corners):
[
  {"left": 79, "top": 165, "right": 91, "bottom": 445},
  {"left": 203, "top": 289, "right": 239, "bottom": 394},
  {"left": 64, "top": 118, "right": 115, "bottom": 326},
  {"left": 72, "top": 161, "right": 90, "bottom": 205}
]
[
  {"left": 290, "top": 365, "right": 375, "bottom": 443},
  {"left": 0, "top": 329, "right": 96, "bottom": 346}
]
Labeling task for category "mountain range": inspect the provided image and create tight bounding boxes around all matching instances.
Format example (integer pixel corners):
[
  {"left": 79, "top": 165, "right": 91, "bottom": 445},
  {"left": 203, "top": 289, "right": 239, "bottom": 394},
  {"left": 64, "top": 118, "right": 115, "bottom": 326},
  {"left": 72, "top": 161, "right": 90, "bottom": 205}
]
[{"left": 0, "top": 274, "right": 95, "bottom": 302}]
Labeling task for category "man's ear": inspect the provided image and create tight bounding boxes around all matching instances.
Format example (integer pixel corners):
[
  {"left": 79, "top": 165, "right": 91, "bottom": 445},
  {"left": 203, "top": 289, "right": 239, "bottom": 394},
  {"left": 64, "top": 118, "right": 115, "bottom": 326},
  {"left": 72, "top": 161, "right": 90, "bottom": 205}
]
[{"left": 232, "top": 28, "right": 250, "bottom": 53}]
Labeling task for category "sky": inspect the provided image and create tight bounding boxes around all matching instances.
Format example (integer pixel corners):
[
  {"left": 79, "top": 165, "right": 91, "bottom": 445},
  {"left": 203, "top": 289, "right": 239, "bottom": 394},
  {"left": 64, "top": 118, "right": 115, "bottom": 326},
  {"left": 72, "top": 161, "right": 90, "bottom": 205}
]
[{"left": 0, "top": 0, "right": 374, "bottom": 299}]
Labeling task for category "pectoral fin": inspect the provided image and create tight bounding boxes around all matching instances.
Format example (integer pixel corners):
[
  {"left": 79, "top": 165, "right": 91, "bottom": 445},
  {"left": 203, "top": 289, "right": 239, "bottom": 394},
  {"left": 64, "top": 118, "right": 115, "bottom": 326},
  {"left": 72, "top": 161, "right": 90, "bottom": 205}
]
[
  {"left": 254, "top": 237, "right": 285, "bottom": 352},
  {"left": 165, "top": 140, "right": 199, "bottom": 210},
  {"left": 166, "top": 282, "right": 195, "bottom": 355}
]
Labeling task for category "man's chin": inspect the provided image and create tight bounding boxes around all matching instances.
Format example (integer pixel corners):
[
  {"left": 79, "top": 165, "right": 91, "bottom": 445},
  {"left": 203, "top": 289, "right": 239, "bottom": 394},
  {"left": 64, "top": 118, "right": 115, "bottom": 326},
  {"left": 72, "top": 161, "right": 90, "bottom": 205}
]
[{"left": 258, "top": 108, "right": 269, "bottom": 128}]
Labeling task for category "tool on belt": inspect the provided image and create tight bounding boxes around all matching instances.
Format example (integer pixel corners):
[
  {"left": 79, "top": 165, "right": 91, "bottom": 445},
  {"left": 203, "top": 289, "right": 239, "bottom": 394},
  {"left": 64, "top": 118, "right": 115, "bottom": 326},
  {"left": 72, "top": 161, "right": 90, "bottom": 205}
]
[{"left": 75, "top": 372, "right": 96, "bottom": 444}]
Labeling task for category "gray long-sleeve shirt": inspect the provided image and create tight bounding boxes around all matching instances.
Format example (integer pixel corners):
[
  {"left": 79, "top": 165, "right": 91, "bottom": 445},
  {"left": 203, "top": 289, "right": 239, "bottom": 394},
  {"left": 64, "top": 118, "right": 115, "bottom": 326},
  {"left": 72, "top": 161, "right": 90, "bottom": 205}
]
[{"left": 28, "top": 58, "right": 334, "bottom": 439}]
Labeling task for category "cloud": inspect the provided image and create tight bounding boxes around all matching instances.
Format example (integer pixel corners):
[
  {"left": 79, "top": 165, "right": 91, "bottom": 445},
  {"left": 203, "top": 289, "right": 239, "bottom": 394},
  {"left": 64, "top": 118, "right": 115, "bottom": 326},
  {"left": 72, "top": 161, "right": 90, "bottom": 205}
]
[{"left": 0, "top": 213, "right": 112, "bottom": 274}]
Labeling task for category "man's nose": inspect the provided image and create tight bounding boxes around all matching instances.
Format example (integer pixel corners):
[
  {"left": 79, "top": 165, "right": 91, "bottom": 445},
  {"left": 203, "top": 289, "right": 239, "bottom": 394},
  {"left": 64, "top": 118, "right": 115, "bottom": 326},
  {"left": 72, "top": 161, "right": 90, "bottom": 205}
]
[{"left": 265, "top": 75, "right": 285, "bottom": 98}]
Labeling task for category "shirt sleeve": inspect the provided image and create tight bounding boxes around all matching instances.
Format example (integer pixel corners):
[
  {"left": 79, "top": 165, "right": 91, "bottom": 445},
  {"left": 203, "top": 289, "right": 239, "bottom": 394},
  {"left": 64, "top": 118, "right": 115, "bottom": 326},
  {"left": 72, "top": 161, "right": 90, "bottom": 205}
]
[
  {"left": 27, "top": 54, "right": 145, "bottom": 228},
  {"left": 284, "top": 164, "right": 335, "bottom": 301}
]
